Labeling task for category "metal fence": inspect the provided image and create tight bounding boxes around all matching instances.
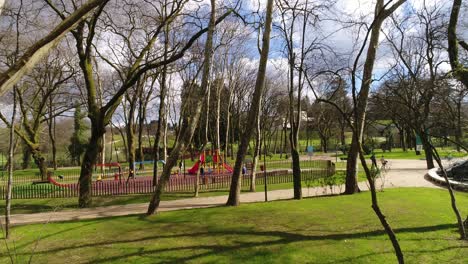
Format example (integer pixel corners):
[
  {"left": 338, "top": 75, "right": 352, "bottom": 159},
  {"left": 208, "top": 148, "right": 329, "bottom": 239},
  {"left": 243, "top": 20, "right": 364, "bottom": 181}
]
[{"left": 0, "top": 160, "right": 339, "bottom": 199}]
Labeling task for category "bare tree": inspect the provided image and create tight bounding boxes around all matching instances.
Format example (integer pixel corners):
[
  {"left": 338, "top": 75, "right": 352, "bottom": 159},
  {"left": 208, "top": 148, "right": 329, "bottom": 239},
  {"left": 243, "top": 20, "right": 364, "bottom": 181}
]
[
  {"left": 146, "top": 0, "right": 226, "bottom": 214},
  {"left": 0, "top": 0, "right": 108, "bottom": 96},
  {"left": 46, "top": 0, "right": 233, "bottom": 207},
  {"left": 226, "top": 0, "right": 274, "bottom": 206}
]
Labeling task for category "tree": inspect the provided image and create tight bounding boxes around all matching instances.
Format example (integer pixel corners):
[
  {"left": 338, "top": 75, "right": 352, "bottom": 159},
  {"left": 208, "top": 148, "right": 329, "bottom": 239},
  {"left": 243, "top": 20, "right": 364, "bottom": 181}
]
[
  {"left": 45, "top": 0, "right": 233, "bottom": 207},
  {"left": 448, "top": 0, "right": 468, "bottom": 87},
  {"left": 69, "top": 105, "right": 88, "bottom": 166},
  {"left": 381, "top": 1, "right": 450, "bottom": 169},
  {"left": 226, "top": 0, "right": 274, "bottom": 206},
  {"left": 0, "top": 0, "right": 108, "bottom": 96},
  {"left": 347, "top": 1, "right": 407, "bottom": 262},
  {"left": 146, "top": 0, "right": 227, "bottom": 214},
  {"left": 0, "top": 50, "right": 74, "bottom": 180},
  {"left": 4, "top": 88, "right": 16, "bottom": 240},
  {"left": 305, "top": 0, "right": 407, "bottom": 261}
]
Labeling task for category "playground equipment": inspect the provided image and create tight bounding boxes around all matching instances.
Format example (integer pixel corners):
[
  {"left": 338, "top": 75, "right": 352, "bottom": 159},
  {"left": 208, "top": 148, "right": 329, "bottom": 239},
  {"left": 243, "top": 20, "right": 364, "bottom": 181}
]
[
  {"left": 47, "top": 162, "right": 123, "bottom": 188},
  {"left": 188, "top": 149, "right": 233, "bottom": 175},
  {"left": 95, "top": 162, "right": 123, "bottom": 182}
]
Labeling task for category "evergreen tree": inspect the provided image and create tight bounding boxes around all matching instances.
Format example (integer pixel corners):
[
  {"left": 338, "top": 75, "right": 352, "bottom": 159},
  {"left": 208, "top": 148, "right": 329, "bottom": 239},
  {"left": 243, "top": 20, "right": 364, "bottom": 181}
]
[{"left": 69, "top": 105, "right": 88, "bottom": 165}]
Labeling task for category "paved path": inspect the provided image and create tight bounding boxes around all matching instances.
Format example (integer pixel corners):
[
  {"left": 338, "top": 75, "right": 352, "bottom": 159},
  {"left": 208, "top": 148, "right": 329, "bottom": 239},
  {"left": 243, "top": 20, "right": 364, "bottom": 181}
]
[{"left": 6, "top": 159, "right": 442, "bottom": 226}]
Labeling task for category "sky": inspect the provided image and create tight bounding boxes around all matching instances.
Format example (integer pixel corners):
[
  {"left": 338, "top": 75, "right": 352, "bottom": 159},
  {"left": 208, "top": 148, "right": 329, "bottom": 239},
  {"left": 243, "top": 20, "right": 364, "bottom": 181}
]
[
  {"left": 0, "top": 0, "right": 466, "bottom": 125},
  {"left": 240, "top": 0, "right": 463, "bottom": 97}
]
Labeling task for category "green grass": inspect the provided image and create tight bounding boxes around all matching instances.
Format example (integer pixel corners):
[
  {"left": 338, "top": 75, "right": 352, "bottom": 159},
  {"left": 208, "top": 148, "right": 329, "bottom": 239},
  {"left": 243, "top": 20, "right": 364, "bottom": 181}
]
[
  {"left": 337, "top": 148, "right": 467, "bottom": 160},
  {"left": 1, "top": 188, "right": 467, "bottom": 263}
]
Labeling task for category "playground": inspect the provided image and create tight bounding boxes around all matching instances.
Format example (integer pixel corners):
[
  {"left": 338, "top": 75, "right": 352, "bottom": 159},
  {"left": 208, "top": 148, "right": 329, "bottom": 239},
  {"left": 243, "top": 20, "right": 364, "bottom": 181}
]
[{"left": 0, "top": 151, "right": 340, "bottom": 200}]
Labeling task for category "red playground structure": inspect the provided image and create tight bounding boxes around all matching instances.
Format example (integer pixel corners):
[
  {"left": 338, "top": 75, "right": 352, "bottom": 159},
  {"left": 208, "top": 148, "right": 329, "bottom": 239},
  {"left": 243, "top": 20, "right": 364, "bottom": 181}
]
[
  {"left": 188, "top": 149, "right": 233, "bottom": 175},
  {"left": 48, "top": 162, "right": 123, "bottom": 188}
]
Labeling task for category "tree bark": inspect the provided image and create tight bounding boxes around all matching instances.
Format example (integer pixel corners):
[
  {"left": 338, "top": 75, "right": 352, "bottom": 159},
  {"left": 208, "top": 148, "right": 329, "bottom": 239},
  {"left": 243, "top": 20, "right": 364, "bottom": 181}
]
[
  {"left": 22, "top": 144, "right": 31, "bottom": 169},
  {"left": 421, "top": 134, "right": 434, "bottom": 169},
  {"left": 126, "top": 113, "right": 136, "bottom": 178},
  {"left": 432, "top": 148, "right": 466, "bottom": 239},
  {"left": 226, "top": 0, "right": 274, "bottom": 206},
  {"left": 5, "top": 88, "right": 17, "bottom": 239},
  {"left": 78, "top": 120, "right": 104, "bottom": 208},
  {"left": 344, "top": 136, "right": 360, "bottom": 194},
  {"left": 448, "top": 0, "right": 468, "bottom": 88},
  {"left": 250, "top": 116, "right": 261, "bottom": 192},
  {"left": 152, "top": 24, "right": 169, "bottom": 185}
]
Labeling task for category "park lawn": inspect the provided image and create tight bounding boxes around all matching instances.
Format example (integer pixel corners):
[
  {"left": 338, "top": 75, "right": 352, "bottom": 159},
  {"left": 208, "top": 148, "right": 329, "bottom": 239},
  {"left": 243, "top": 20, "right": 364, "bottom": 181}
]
[
  {"left": 0, "top": 188, "right": 466, "bottom": 263},
  {"left": 0, "top": 170, "right": 360, "bottom": 215}
]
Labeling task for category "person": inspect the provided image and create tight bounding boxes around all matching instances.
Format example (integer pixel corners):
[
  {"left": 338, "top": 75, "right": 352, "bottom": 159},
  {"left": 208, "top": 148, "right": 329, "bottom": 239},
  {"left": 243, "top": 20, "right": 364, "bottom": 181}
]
[
  {"left": 242, "top": 164, "right": 247, "bottom": 176},
  {"left": 380, "top": 155, "right": 388, "bottom": 167},
  {"left": 370, "top": 153, "right": 377, "bottom": 168},
  {"left": 178, "top": 161, "right": 183, "bottom": 175},
  {"left": 200, "top": 166, "right": 205, "bottom": 183}
]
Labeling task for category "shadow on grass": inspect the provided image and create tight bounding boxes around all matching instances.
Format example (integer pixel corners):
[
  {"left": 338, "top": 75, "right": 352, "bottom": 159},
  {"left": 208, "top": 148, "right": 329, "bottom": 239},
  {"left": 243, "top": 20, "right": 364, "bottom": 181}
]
[{"left": 3, "top": 223, "right": 459, "bottom": 263}]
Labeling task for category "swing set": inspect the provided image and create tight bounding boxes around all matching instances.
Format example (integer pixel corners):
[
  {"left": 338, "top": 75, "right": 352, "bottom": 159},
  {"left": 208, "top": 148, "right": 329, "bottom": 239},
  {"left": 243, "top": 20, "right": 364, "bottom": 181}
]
[{"left": 187, "top": 149, "right": 233, "bottom": 175}]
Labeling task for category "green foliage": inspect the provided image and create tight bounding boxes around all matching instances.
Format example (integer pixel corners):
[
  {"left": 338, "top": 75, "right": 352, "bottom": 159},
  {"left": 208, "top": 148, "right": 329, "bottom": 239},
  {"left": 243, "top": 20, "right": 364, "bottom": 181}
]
[{"left": 68, "top": 105, "right": 89, "bottom": 165}]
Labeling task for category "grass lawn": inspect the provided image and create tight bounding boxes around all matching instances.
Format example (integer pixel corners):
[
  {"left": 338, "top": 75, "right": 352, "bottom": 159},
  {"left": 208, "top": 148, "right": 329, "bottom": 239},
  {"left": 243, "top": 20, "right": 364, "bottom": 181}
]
[
  {"left": 337, "top": 148, "right": 467, "bottom": 160},
  {"left": 1, "top": 188, "right": 466, "bottom": 263}
]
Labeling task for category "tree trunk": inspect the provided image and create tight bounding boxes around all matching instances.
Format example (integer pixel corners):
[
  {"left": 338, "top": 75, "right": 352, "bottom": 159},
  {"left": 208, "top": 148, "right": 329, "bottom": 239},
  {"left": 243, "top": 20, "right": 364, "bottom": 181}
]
[
  {"left": 279, "top": 123, "right": 284, "bottom": 158},
  {"left": 127, "top": 119, "right": 136, "bottom": 178},
  {"left": 5, "top": 88, "right": 17, "bottom": 239},
  {"left": 32, "top": 148, "right": 48, "bottom": 181},
  {"left": 78, "top": 121, "right": 104, "bottom": 208},
  {"left": 448, "top": 0, "right": 468, "bottom": 88},
  {"left": 273, "top": 127, "right": 279, "bottom": 155},
  {"left": 224, "top": 96, "right": 232, "bottom": 162},
  {"left": 205, "top": 80, "right": 211, "bottom": 144},
  {"left": 356, "top": 133, "right": 405, "bottom": 263},
  {"left": 48, "top": 97, "right": 57, "bottom": 170},
  {"left": 22, "top": 144, "right": 31, "bottom": 169},
  {"left": 421, "top": 133, "right": 434, "bottom": 169},
  {"left": 215, "top": 79, "right": 222, "bottom": 151},
  {"left": 290, "top": 129, "right": 302, "bottom": 199},
  {"left": 250, "top": 117, "right": 261, "bottom": 192},
  {"left": 323, "top": 137, "right": 328, "bottom": 153},
  {"left": 399, "top": 128, "right": 406, "bottom": 151},
  {"left": 226, "top": 0, "right": 273, "bottom": 206},
  {"left": 455, "top": 101, "right": 462, "bottom": 152},
  {"left": 348, "top": 1, "right": 407, "bottom": 262},
  {"left": 344, "top": 119, "right": 360, "bottom": 194},
  {"left": 138, "top": 105, "right": 146, "bottom": 169},
  {"left": 431, "top": 147, "right": 466, "bottom": 239},
  {"left": 152, "top": 25, "right": 169, "bottom": 186}
]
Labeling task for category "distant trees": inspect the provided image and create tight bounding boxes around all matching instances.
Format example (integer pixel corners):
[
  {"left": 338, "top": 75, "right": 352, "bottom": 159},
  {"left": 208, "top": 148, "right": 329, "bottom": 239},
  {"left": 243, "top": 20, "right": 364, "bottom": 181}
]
[
  {"left": 0, "top": 50, "right": 74, "bottom": 180},
  {"left": 69, "top": 105, "right": 88, "bottom": 166}
]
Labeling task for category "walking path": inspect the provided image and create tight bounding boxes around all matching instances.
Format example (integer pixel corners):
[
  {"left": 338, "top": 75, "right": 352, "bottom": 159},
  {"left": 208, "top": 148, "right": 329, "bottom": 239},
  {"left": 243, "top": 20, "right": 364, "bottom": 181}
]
[{"left": 6, "top": 159, "right": 442, "bottom": 226}]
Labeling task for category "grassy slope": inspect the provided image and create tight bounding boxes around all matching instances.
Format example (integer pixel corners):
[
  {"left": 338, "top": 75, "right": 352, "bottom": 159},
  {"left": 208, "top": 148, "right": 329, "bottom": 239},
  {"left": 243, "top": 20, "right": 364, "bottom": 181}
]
[{"left": 1, "top": 188, "right": 466, "bottom": 263}]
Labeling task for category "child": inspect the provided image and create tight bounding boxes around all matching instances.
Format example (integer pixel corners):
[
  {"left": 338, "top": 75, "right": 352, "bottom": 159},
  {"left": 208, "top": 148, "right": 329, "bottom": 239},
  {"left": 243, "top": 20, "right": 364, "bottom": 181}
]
[{"left": 380, "top": 155, "right": 388, "bottom": 167}]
